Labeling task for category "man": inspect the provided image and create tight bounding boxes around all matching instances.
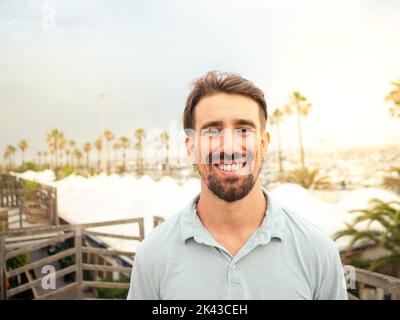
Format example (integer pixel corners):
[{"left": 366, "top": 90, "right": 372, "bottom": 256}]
[{"left": 127, "top": 71, "right": 348, "bottom": 300}]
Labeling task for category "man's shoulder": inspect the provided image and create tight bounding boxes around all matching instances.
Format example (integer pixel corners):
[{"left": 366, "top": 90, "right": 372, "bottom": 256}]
[
  {"left": 136, "top": 210, "right": 185, "bottom": 255},
  {"left": 279, "top": 203, "right": 339, "bottom": 255}
]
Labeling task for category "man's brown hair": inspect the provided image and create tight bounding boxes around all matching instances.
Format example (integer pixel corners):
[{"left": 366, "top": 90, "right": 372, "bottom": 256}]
[{"left": 183, "top": 70, "right": 268, "bottom": 132}]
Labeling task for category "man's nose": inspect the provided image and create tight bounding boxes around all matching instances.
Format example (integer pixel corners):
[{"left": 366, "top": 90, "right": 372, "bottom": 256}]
[{"left": 220, "top": 129, "right": 239, "bottom": 156}]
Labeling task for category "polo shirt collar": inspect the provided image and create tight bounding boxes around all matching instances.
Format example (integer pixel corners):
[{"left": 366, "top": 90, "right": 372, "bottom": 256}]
[{"left": 180, "top": 187, "right": 285, "bottom": 244}]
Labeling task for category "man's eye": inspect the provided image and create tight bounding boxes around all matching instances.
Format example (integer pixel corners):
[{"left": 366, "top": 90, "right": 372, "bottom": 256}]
[
  {"left": 206, "top": 128, "right": 221, "bottom": 136},
  {"left": 237, "top": 128, "right": 253, "bottom": 135}
]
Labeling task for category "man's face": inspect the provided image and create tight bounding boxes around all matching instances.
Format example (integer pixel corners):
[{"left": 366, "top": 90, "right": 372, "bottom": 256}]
[{"left": 186, "top": 93, "right": 270, "bottom": 202}]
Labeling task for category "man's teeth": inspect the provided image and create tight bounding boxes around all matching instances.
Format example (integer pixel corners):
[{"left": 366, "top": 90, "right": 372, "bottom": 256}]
[{"left": 217, "top": 163, "right": 244, "bottom": 172}]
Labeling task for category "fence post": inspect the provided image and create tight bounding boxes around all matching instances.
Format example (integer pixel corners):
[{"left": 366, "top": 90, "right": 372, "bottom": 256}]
[
  {"left": 139, "top": 219, "right": 145, "bottom": 241},
  {"left": 0, "top": 236, "right": 7, "bottom": 300},
  {"left": 75, "top": 226, "right": 83, "bottom": 300}
]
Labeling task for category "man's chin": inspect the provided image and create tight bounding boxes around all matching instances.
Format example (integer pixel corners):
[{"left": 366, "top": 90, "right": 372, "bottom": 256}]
[{"left": 206, "top": 174, "right": 256, "bottom": 203}]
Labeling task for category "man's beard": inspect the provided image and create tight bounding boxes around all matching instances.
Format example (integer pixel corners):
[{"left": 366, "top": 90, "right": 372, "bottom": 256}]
[{"left": 198, "top": 162, "right": 261, "bottom": 203}]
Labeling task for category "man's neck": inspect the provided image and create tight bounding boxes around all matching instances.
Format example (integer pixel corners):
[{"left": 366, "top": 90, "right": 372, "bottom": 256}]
[{"left": 196, "top": 180, "right": 267, "bottom": 236}]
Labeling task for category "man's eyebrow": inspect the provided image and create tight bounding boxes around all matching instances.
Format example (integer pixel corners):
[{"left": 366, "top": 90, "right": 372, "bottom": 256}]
[
  {"left": 233, "top": 119, "right": 257, "bottom": 129},
  {"left": 199, "top": 120, "right": 224, "bottom": 130}
]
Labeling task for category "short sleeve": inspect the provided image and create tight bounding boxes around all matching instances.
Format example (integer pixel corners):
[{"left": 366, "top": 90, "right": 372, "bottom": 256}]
[
  {"left": 314, "top": 243, "right": 348, "bottom": 300},
  {"left": 127, "top": 244, "right": 160, "bottom": 300}
]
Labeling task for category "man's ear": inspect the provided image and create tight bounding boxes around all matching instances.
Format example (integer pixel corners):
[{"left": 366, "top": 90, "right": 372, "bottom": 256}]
[
  {"left": 185, "top": 135, "right": 195, "bottom": 163},
  {"left": 261, "top": 129, "right": 270, "bottom": 159}
]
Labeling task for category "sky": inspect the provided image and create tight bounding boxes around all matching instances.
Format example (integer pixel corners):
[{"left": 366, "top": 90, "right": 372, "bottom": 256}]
[{"left": 1, "top": 0, "right": 400, "bottom": 162}]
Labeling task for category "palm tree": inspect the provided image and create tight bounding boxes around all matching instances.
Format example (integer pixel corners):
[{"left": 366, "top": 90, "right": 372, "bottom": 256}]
[
  {"left": 112, "top": 142, "right": 120, "bottom": 171},
  {"left": 134, "top": 129, "right": 146, "bottom": 172},
  {"left": 94, "top": 138, "right": 103, "bottom": 172},
  {"left": 69, "top": 140, "right": 76, "bottom": 167},
  {"left": 37, "top": 151, "right": 42, "bottom": 167},
  {"left": 160, "top": 131, "right": 169, "bottom": 171},
  {"left": 59, "top": 137, "right": 66, "bottom": 166},
  {"left": 333, "top": 199, "right": 400, "bottom": 276},
  {"left": 3, "top": 149, "right": 10, "bottom": 171},
  {"left": 5, "top": 145, "right": 16, "bottom": 169},
  {"left": 64, "top": 148, "right": 71, "bottom": 166},
  {"left": 284, "top": 167, "right": 332, "bottom": 190},
  {"left": 18, "top": 140, "right": 28, "bottom": 165},
  {"left": 74, "top": 149, "right": 83, "bottom": 168},
  {"left": 119, "top": 136, "right": 130, "bottom": 171},
  {"left": 269, "top": 108, "right": 285, "bottom": 174},
  {"left": 286, "top": 91, "right": 312, "bottom": 169},
  {"left": 104, "top": 129, "right": 114, "bottom": 173},
  {"left": 83, "top": 143, "right": 92, "bottom": 172},
  {"left": 385, "top": 79, "right": 400, "bottom": 118},
  {"left": 46, "top": 129, "right": 65, "bottom": 171}
]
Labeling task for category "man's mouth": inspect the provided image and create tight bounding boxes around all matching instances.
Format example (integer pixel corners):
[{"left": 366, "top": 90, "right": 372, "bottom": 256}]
[{"left": 212, "top": 161, "right": 248, "bottom": 176}]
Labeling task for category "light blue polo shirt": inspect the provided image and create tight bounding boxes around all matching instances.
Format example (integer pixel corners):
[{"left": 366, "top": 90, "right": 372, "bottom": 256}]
[{"left": 127, "top": 188, "right": 348, "bottom": 300}]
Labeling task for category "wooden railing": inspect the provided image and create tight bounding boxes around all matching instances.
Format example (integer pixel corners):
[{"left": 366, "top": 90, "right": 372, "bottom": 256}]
[
  {"left": 153, "top": 216, "right": 165, "bottom": 228},
  {"left": 0, "top": 174, "right": 21, "bottom": 208},
  {"left": 348, "top": 267, "right": 400, "bottom": 300},
  {"left": 0, "top": 173, "right": 58, "bottom": 228},
  {"left": 0, "top": 218, "right": 144, "bottom": 300}
]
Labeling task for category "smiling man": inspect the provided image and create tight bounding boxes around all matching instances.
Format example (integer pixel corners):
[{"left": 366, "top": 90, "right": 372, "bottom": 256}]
[{"left": 127, "top": 71, "right": 348, "bottom": 300}]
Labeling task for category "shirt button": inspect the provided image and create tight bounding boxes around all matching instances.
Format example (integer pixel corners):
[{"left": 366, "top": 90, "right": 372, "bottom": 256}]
[{"left": 232, "top": 264, "right": 237, "bottom": 269}]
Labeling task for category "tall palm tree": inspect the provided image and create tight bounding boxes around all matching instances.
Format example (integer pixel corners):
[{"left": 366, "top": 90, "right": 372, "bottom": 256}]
[
  {"left": 286, "top": 91, "right": 312, "bottom": 169},
  {"left": 18, "top": 140, "right": 28, "bottom": 165},
  {"left": 385, "top": 79, "right": 400, "bottom": 118},
  {"left": 69, "top": 140, "right": 76, "bottom": 167},
  {"left": 94, "top": 138, "right": 103, "bottom": 172},
  {"left": 37, "top": 151, "right": 42, "bottom": 167},
  {"left": 104, "top": 129, "right": 114, "bottom": 173},
  {"left": 59, "top": 137, "right": 66, "bottom": 166},
  {"left": 269, "top": 108, "right": 285, "bottom": 174},
  {"left": 119, "top": 136, "right": 130, "bottom": 171},
  {"left": 74, "top": 149, "right": 83, "bottom": 168},
  {"left": 3, "top": 150, "right": 10, "bottom": 171},
  {"left": 46, "top": 129, "right": 65, "bottom": 171},
  {"left": 134, "top": 128, "right": 146, "bottom": 172},
  {"left": 64, "top": 148, "right": 71, "bottom": 166},
  {"left": 112, "top": 142, "right": 120, "bottom": 171},
  {"left": 160, "top": 131, "right": 169, "bottom": 170},
  {"left": 83, "top": 143, "right": 92, "bottom": 172},
  {"left": 6, "top": 145, "right": 16, "bottom": 169}
]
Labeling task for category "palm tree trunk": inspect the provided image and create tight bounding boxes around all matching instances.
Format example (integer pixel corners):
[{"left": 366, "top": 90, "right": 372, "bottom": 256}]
[
  {"left": 123, "top": 151, "right": 126, "bottom": 171},
  {"left": 97, "top": 151, "right": 101, "bottom": 173}
]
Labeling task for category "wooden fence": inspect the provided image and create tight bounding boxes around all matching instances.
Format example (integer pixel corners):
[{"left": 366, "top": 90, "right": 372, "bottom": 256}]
[
  {"left": 347, "top": 267, "right": 400, "bottom": 300},
  {"left": 0, "top": 217, "right": 144, "bottom": 300},
  {"left": 0, "top": 173, "right": 58, "bottom": 228},
  {"left": 0, "top": 174, "right": 21, "bottom": 208}
]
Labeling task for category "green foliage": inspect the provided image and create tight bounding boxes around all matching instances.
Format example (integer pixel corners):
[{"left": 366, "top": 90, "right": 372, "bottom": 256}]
[
  {"left": 6, "top": 253, "right": 30, "bottom": 270},
  {"left": 333, "top": 199, "right": 400, "bottom": 274},
  {"left": 21, "top": 180, "right": 40, "bottom": 200},
  {"left": 284, "top": 167, "right": 332, "bottom": 190},
  {"left": 14, "top": 162, "right": 39, "bottom": 173},
  {"left": 57, "top": 165, "right": 75, "bottom": 179},
  {"left": 96, "top": 275, "right": 130, "bottom": 299}
]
